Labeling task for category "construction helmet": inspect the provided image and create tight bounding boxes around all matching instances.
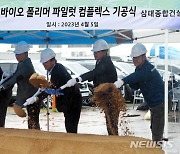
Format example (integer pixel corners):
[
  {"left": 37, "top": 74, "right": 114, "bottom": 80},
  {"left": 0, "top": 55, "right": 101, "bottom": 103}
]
[
  {"left": 130, "top": 43, "right": 147, "bottom": 58},
  {"left": 14, "top": 41, "right": 30, "bottom": 55},
  {"left": 91, "top": 39, "right": 109, "bottom": 53},
  {"left": 40, "top": 48, "right": 56, "bottom": 63}
]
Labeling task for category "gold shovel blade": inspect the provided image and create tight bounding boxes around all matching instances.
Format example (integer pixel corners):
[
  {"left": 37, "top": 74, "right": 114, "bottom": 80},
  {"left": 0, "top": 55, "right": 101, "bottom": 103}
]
[{"left": 13, "top": 104, "right": 26, "bottom": 117}]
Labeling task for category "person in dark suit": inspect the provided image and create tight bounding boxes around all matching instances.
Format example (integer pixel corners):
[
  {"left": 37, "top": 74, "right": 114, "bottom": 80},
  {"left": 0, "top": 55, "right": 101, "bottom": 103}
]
[
  {"left": 40, "top": 48, "right": 82, "bottom": 133},
  {"left": 114, "top": 43, "right": 164, "bottom": 143},
  {"left": 0, "top": 41, "right": 41, "bottom": 129},
  {"left": 65, "top": 39, "right": 118, "bottom": 135}
]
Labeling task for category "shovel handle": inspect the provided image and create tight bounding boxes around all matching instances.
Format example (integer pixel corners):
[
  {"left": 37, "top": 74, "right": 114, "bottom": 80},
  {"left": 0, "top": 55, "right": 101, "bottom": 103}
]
[
  {"left": 22, "top": 88, "right": 44, "bottom": 108},
  {"left": 60, "top": 84, "right": 68, "bottom": 90},
  {"left": 33, "top": 88, "right": 45, "bottom": 97}
]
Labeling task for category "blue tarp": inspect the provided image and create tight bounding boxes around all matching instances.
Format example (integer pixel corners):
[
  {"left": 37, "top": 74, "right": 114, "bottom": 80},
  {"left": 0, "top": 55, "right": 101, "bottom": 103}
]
[
  {"left": 159, "top": 46, "right": 180, "bottom": 60},
  {"left": 0, "top": 30, "right": 133, "bottom": 45}
]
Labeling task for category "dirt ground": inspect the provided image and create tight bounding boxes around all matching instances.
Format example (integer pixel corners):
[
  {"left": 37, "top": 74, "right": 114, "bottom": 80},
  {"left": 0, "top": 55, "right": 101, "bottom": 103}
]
[
  {"left": 1, "top": 106, "right": 180, "bottom": 154},
  {"left": 0, "top": 128, "right": 163, "bottom": 154}
]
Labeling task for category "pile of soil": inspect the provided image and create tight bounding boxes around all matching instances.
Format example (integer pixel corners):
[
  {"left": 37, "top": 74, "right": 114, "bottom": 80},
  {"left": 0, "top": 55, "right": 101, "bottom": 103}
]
[
  {"left": 29, "top": 73, "right": 51, "bottom": 88},
  {"left": 93, "top": 83, "right": 131, "bottom": 135},
  {"left": 0, "top": 128, "right": 163, "bottom": 154}
]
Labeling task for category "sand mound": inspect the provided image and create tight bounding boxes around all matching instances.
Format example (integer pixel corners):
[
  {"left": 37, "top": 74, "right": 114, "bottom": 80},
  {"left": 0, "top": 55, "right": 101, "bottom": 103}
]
[{"left": 0, "top": 128, "right": 163, "bottom": 154}]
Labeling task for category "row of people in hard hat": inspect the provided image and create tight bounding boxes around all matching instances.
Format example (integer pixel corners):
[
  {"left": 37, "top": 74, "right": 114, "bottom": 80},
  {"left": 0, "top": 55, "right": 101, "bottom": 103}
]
[
  {"left": 0, "top": 40, "right": 165, "bottom": 143},
  {"left": 46, "top": 41, "right": 164, "bottom": 142},
  {"left": 0, "top": 41, "right": 82, "bottom": 132},
  {"left": 0, "top": 39, "right": 117, "bottom": 135},
  {"left": 65, "top": 42, "right": 165, "bottom": 143}
]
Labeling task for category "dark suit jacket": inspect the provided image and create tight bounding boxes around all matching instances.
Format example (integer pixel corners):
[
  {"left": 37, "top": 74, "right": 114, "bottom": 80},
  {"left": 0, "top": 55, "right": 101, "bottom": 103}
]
[
  {"left": 2, "top": 58, "right": 37, "bottom": 106},
  {"left": 80, "top": 56, "right": 117, "bottom": 87},
  {"left": 50, "top": 63, "right": 82, "bottom": 112}
]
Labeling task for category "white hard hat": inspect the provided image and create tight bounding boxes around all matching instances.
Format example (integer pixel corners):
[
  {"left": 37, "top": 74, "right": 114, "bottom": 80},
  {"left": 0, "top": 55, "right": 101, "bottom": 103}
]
[
  {"left": 91, "top": 39, "right": 109, "bottom": 52},
  {"left": 40, "top": 48, "right": 56, "bottom": 63},
  {"left": 130, "top": 43, "right": 147, "bottom": 58},
  {"left": 14, "top": 41, "right": 29, "bottom": 55}
]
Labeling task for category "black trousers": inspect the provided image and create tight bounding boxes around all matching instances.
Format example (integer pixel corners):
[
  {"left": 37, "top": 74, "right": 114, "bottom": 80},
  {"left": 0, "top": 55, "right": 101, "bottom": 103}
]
[
  {"left": 64, "top": 108, "right": 81, "bottom": 133},
  {"left": 0, "top": 99, "right": 9, "bottom": 127},
  {"left": 0, "top": 90, "right": 12, "bottom": 127},
  {"left": 150, "top": 103, "right": 164, "bottom": 142}
]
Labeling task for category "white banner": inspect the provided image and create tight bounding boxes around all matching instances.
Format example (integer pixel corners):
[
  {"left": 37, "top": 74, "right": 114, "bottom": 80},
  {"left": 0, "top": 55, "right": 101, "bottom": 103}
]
[{"left": 0, "top": 6, "right": 180, "bottom": 30}]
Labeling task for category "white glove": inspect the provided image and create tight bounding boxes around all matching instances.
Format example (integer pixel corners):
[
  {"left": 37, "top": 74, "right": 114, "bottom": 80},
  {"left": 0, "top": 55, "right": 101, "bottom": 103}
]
[
  {"left": 66, "top": 78, "right": 77, "bottom": 87},
  {"left": 114, "top": 79, "right": 124, "bottom": 88},
  {"left": 23, "top": 96, "right": 38, "bottom": 107}
]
